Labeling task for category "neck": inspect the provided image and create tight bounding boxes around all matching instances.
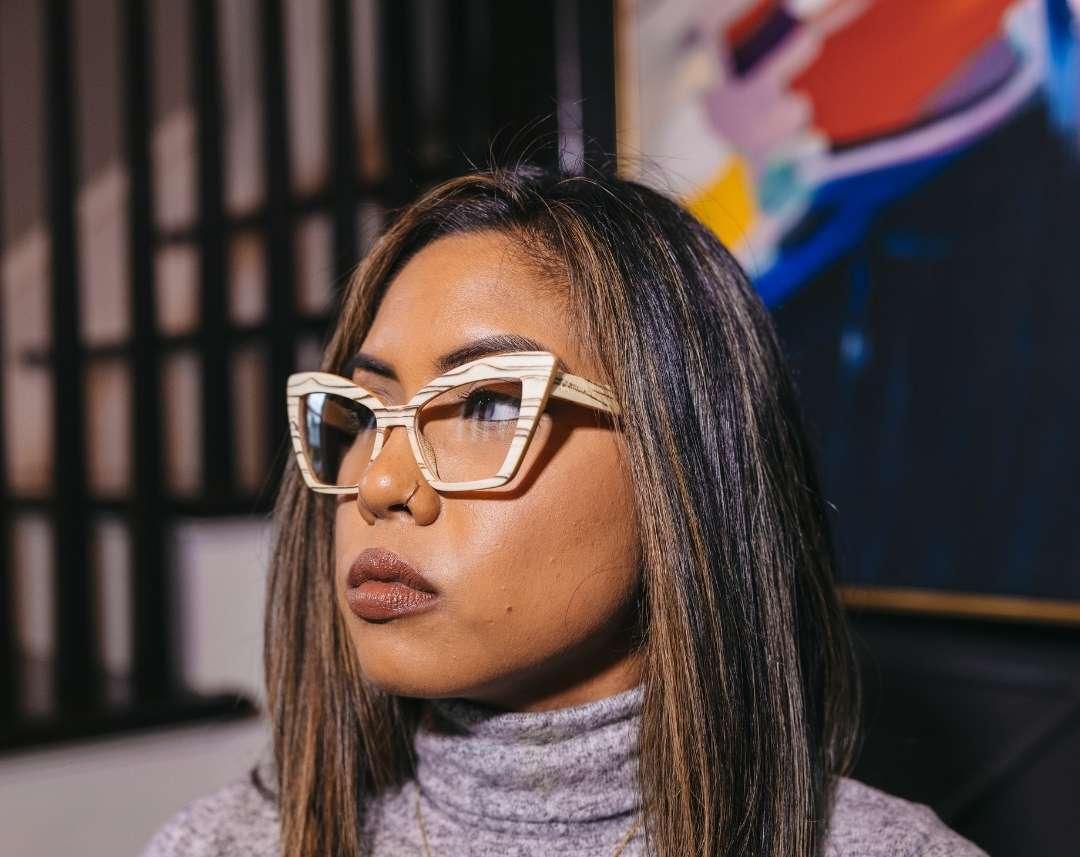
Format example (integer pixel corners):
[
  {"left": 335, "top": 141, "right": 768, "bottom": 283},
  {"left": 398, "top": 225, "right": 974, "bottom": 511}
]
[
  {"left": 467, "top": 658, "right": 644, "bottom": 712},
  {"left": 413, "top": 681, "right": 645, "bottom": 838}
]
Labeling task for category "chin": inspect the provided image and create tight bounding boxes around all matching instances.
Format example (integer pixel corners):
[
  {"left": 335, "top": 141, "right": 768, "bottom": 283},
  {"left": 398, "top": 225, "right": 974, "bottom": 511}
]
[
  {"left": 364, "top": 674, "right": 486, "bottom": 702},
  {"left": 357, "top": 653, "right": 528, "bottom": 705},
  {"left": 351, "top": 650, "right": 468, "bottom": 700},
  {"left": 361, "top": 674, "right": 437, "bottom": 699}
]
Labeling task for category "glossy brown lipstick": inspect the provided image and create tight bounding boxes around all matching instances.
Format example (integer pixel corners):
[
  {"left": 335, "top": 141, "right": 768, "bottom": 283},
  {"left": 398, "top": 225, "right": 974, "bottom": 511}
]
[{"left": 345, "top": 547, "right": 439, "bottom": 621}]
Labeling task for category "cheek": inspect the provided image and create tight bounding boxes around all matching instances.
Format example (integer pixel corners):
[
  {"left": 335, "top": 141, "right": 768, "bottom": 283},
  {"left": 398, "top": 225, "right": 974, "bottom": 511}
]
[{"left": 453, "top": 426, "right": 640, "bottom": 651}]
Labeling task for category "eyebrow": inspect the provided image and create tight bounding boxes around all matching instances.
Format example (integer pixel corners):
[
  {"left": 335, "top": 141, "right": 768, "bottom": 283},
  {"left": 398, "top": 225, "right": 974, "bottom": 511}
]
[{"left": 340, "top": 332, "right": 568, "bottom": 381}]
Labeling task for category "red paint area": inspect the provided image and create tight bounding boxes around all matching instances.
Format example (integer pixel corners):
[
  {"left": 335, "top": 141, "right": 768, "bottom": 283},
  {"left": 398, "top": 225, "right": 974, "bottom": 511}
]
[{"left": 791, "top": 0, "right": 1016, "bottom": 144}]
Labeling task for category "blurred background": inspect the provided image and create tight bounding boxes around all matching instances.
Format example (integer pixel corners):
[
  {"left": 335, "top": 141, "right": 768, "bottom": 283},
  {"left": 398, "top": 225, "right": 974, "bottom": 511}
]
[{"left": 0, "top": 1, "right": 1076, "bottom": 855}]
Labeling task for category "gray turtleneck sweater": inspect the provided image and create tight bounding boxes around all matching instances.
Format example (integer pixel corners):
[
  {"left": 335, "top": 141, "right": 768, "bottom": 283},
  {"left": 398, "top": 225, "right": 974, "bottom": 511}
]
[{"left": 139, "top": 683, "right": 989, "bottom": 856}]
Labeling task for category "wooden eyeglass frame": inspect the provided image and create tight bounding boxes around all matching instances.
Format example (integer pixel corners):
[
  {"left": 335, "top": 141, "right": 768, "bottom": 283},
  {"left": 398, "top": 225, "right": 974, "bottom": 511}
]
[{"left": 286, "top": 350, "right": 621, "bottom": 493}]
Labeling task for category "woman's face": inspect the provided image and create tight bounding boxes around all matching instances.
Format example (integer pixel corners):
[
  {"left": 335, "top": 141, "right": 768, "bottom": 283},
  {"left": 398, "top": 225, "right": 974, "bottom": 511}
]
[{"left": 333, "top": 230, "right": 643, "bottom": 712}]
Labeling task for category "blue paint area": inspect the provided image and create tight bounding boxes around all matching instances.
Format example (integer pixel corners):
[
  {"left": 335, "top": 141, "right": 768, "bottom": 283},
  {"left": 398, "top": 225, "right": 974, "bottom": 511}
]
[
  {"left": 1005, "top": 417, "right": 1063, "bottom": 593},
  {"left": 840, "top": 254, "right": 879, "bottom": 583},
  {"left": 876, "top": 327, "right": 910, "bottom": 583},
  {"left": 839, "top": 329, "right": 867, "bottom": 370},
  {"left": 1044, "top": 0, "right": 1079, "bottom": 135},
  {"left": 839, "top": 254, "right": 873, "bottom": 375},
  {"left": 756, "top": 153, "right": 958, "bottom": 306},
  {"left": 882, "top": 231, "right": 952, "bottom": 260},
  {"left": 758, "top": 160, "right": 802, "bottom": 214},
  {"left": 757, "top": 201, "right": 874, "bottom": 307},
  {"left": 824, "top": 250, "right": 883, "bottom": 581}
]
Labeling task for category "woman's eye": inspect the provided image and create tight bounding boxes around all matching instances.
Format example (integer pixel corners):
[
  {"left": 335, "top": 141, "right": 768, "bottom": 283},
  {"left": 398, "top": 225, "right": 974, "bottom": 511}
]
[{"left": 462, "top": 389, "right": 520, "bottom": 421}]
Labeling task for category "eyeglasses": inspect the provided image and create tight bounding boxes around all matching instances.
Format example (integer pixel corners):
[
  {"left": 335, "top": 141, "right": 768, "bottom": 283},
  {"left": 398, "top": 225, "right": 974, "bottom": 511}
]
[{"left": 286, "top": 350, "right": 621, "bottom": 493}]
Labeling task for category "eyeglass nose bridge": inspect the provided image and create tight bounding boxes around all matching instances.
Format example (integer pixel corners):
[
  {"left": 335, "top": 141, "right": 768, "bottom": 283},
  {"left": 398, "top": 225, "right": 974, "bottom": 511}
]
[
  {"left": 366, "top": 405, "right": 436, "bottom": 476},
  {"left": 378, "top": 405, "right": 416, "bottom": 426}
]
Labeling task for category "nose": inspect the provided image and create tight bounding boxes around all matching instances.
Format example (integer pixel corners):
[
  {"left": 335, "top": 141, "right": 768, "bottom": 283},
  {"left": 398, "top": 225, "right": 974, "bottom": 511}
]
[{"left": 354, "top": 423, "right": 439, "bottom": 524}]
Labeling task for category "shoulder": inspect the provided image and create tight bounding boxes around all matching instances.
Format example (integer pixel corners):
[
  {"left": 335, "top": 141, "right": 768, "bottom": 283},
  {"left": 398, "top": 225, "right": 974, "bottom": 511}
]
[
  {"left": 137, "top": 763, "right": 279, "bottom": 857},
  {"left": 825, "top": 776, "right": 990, "bottom": 857}
]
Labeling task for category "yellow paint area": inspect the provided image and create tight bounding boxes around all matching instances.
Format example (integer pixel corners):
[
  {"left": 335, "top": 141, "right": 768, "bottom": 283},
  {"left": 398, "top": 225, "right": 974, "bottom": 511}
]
[{"left": 685, "top": 156, "right": 757, "bottom": 251}]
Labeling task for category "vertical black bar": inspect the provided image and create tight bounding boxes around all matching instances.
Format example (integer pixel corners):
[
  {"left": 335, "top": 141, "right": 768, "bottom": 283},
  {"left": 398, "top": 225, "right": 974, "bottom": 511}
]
[
  {"left": 259, "top": 0, "right": 297, "bottom": 493},
  {"left": 379, "top": 0, "right": 420, "bottom": 206},
  {"left": 489, "top": 0, "right": 560, "bottom": 169},
  {"left": 447, "top": 0, "right": 493, "bottom": 171},
  {"left": 192, "top": 0, "right": 234, "bottom": 496},
  {"left": 123, "top": 0, "right": 176, "bottom": 700},
  {"left": 44, "top": 0, "right": 100, "bottom": 711},
  {"left": 0, "top": 69, "right": 18, "bottom": 720},
  {"left": 575, "top": 0, "right": 617, "bottom": 170},
  {"left": 327, "top": 0, "right": 358, "bottom": 299}
]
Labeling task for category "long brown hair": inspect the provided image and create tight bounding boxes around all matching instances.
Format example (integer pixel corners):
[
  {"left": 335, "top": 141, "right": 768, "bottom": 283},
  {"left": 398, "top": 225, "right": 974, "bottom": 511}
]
[{"left": 257, "top": 162, "right": 862, "bottom": 857}]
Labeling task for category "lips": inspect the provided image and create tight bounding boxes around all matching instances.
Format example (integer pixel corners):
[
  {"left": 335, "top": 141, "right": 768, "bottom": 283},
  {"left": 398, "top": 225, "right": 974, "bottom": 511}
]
[{"left": 345, "top": 547, "right": 439, "bottom": 621}]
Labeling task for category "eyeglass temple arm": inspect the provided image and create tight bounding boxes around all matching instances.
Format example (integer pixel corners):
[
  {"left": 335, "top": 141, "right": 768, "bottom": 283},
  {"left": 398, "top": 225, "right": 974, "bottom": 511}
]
[{"left": 549, "top": 371, "right": 621, "bottom": 415}]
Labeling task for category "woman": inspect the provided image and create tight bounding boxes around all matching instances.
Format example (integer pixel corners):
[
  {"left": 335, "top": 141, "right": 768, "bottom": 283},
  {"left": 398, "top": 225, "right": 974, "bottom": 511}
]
[{"left": 141, "top": 164, "right": 988, "bottom": 857}]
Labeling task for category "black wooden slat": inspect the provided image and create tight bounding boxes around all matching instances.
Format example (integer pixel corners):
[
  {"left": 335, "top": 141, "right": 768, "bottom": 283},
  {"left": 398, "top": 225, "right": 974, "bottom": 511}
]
[
  {"left": 327, "top": 0, "right": 359, "bottom": 300},
  {"left": 192, "top": 0, "right": 234, "bottom": 496},
  {"left": 379, "top": 0, "right": 420, "bottom": 207},
  {"left": 0, "top": 62, "right": 17, "bottom": 720},
  {"left": 489, "top": 0, "right": 559, "bottom": 169},
  {"left": 575, "top": 0, "right": 617, "bottom": 170},
  {"left": 447, "top": 0, "right": 493, "bottom": 171},
  {"left": 43, "top": 0, "right": 100, "bottom": 712},
  {"left": 259, "top": 0, "right": 298, "bottom": 494},
  {"left": 122, "top": 0, "right": 176, "bottom": 701}
]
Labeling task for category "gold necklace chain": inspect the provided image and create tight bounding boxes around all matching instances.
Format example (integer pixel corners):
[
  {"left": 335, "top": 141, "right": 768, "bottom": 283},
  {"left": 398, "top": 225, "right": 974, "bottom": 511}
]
[{"left": 414, "top": 785, "right": 644, "bottom": 856}]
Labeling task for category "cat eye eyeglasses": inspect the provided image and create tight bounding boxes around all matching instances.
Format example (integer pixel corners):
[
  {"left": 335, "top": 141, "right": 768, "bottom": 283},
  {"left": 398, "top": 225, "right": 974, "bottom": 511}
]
[{"left": 286, "top": 350, "right": 621, "bottom": 493}]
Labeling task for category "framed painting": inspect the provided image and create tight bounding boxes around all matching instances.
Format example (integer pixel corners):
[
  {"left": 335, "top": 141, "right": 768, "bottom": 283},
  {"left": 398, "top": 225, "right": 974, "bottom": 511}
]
[{"left": 615, "top": 0, "right": 1080, "bottom": 625}]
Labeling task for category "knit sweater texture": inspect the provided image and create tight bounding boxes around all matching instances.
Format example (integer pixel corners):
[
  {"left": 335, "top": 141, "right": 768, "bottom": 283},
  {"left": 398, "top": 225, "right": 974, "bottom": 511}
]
[{"left": 139, "top": 683, "right": 990, "bottom": 856}]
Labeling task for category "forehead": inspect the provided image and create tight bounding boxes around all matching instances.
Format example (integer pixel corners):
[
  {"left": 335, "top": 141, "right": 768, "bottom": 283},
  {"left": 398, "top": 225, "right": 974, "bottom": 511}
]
[{"left": 357, "top": 230, "right": 584, "bottom": 382}]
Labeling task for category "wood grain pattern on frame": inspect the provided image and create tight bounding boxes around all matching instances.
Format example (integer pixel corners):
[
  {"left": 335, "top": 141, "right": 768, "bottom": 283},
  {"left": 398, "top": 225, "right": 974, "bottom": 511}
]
[{"left": 286, "top": 350, "right": 620, "bottom": 493}]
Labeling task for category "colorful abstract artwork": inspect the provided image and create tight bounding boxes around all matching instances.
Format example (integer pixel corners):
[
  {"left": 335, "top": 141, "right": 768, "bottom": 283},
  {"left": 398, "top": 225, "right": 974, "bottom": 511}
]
[{"left": 622, "top": 0, "right": 1080, "bottom": 622}]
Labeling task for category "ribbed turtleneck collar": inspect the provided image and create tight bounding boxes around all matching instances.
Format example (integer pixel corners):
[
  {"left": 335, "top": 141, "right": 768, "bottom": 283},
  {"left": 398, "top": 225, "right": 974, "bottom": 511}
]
[{"left": 413, "top": 682, "right": 645, "bottom": 838}]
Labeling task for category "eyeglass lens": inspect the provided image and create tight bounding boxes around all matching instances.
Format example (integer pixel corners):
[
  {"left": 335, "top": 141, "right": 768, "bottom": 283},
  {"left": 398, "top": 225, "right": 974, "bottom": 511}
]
[{"left": 299, "top": 378, "right": 523, "bottom": 486}]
